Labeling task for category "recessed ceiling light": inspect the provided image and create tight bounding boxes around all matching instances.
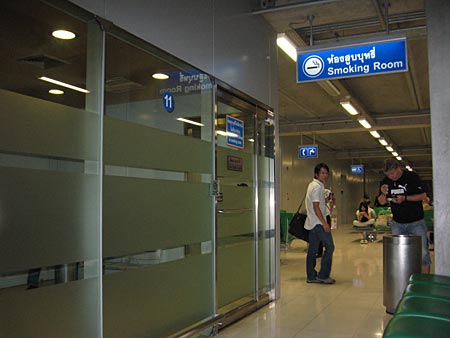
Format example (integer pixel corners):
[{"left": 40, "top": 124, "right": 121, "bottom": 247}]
[
  {"left": 386, "top": 146, "right": 394, "bottom": 152},
  {"left": 152, "top": 73, "right": 169, "bottom": 80},
  {"left": 49, "top": 89, "right": 64, "bottom": 95},
  {"left": 52, "top": 30, "right": 76, "bottom": 40}
]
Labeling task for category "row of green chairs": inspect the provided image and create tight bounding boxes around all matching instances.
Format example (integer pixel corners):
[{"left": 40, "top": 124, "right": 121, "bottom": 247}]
[{"left": 383, "top": 273, "right": 450, "bottom": 337}]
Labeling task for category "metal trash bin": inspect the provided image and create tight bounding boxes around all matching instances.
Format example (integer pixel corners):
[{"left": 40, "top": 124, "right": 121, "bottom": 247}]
[{"left": 383, "top": 235, "right": 421, "bottom": 314}]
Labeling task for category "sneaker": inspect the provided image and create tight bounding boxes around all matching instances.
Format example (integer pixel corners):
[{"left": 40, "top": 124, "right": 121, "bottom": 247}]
[
  {"left": 307, "top": 278, "right": 323, "bottom": 284},
  {"left": 317, "top": 277, "right": 336, "bottom": 284}
]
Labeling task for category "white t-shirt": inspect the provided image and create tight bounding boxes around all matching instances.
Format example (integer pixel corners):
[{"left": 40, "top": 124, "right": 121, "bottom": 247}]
[{"left": 305, "top": 178, "right": 326, "bottom": 230}]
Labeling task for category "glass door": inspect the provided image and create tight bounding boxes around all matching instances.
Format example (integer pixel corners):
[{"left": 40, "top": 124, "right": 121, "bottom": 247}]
[{"left": 215, "top": 89, "right": 258, "bottom": 314}]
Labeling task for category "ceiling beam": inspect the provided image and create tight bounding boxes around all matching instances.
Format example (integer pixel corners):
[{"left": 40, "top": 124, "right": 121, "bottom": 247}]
[{"left": 252, "top": 0, "right": 339, "bottom": 15}]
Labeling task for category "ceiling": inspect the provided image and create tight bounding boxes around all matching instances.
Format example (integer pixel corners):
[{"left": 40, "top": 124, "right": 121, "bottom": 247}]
[{"left": 254, "top": 0, "right": 431, "bottom": 179}]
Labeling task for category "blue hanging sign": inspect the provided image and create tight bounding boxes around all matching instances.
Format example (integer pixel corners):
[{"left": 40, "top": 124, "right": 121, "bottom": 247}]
[
  {"left": 298, "top": 145, "right": 318, "bottom": 159},
  {"left": 297, "top": 36, "right": 408, "bottom": 83},
  {"left": 350, "top": 165, "right": 364, "bottom": 174},
  {"left": 226, "top": 115, "right": 244, "bottom": 149}
]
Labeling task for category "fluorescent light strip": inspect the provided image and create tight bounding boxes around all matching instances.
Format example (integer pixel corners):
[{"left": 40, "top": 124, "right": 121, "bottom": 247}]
[
  {"left": 276, "top": 34, "right": 297, "bottom": 62},
  {"left": 176, "top": 118, "right": 204, "bottom": 127},
  {"left": 358, "top": 118, "right": 372, "bottom": 129},
  {"left": 392, "top": 151, "right": 399, "bottom": 157},
  {"left": 370, "top": 130, "right": 380, "bottom": 138},
  {"left": 217, "top": 130, "right": 238, "bottom": 137},
  {"left": 379, "top": 138, "right": 388, "bottom": 146},
  {"left": 340, "top": 101, "right": 359, "bottom": 115},
  {"left": 396, "top": 156, "right": 402, "bottom": 161},
  {"left": 39, "top": 76, "right": 90, "bottom": 93},
  {"left": 386, "top": 146, "right": 394, "bottom": 152}
]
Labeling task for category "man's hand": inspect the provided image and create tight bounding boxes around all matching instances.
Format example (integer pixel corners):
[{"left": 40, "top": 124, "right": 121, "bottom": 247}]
[
  {"left": 323, "top": 223, "right": 331, "bottom": 233},
  {"left": 380, "top": 184, "right": 389, "bottom": 195},
  {"left": 391, "top": 195, "right": 406, "bottom": 204}
]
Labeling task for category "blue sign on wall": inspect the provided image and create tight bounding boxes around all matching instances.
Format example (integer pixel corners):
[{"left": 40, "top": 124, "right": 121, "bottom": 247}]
[
  {"left": 350, "top": 165, "right": 364, "bottom": 174},
  {"left": 162, "top": 91, "right": 175, "bottom": 112},
  {"left": 226, "top": 115, "right": 244, "bottom": 149},
  {"left": 297, "top": 37, "right": 407, "bottom": 83},
  {"left": 298, "top": 145, "right": 318, "bottom": 159}
]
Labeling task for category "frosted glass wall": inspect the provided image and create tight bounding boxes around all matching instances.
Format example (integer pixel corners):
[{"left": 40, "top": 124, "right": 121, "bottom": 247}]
[
  {"left": 0, "top": 2, "right": 102, "bottom": 337},
  {"left": 102, "top": 32, "right": 215, "bottom": 337}
]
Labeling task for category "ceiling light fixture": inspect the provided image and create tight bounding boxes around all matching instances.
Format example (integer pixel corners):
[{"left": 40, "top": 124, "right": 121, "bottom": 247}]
[
  {"left": 358, "top": 118, "right": 372, "bottom": 129},
  {"left": 38, "top": 76, "right": 89, "bottom": 93},
  {"left": 52, "top": 29, "right": 76, "bottom": 40},
  {"left": 340, "top": 100, "right": 359, "bottom": 116},
  {"left": 392, "top": 151, "right": 399, "bottom": 157},
  {"left": 318, "top": 80, "right": 341, "bottom": 96},
  {"left": 152, "top": 73, "right": 169, "bottom": 80},
  {"left": 276, "top": 33, "right": 297, "bottom": 62},
  {"left": 396, "top": 156, "right": 402, "bottom": 161},
  {"left": 370, "top": 130, "right": 380, "bottom": 138},
  {"left": 386, "top": 146, "right": 394, "bottom": 152},
  {"left": 216, "top": 130, "right": 238, "bottom": 137},
  {"left": 378, "top": 138, "right": 388, "bottom": 146},
  {"left": 49, "top": 89, "right": 64, "bottom": 95},
  {"left": 176, "top": 117, "right": 204, "bottom": 127}
]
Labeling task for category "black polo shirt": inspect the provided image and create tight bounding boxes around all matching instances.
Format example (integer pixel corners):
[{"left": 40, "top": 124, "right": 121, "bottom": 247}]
[{"left": 381, "top": 170, "right": 424, "bottom": 223}]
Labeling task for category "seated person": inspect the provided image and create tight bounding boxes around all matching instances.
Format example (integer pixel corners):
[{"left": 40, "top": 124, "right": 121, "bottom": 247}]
[
  {"left": 353, "top": 201, "right": 375, "bottom": 227},
  {"left": 422, "top": 196, "right": 433, "bottom": 210}
]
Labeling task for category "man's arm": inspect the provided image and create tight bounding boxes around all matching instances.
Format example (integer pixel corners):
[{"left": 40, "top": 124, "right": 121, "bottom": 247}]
[
  {"left": 392, "top": 192, "right": 426, "bottom": 204},
  {"left": 378, "top": 184, "right": 389, "bottom": 205},
  {"left": 313, "top": 201, "right": 330, "bottom": 232}
]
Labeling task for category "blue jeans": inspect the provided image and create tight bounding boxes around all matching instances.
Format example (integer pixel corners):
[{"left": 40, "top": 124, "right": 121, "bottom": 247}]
[
  {"left": 391, "top": 218, "right": 431, "bottom": 266},
  {"left": 307, "top": 224, "right": 335, "bottom": 280}
]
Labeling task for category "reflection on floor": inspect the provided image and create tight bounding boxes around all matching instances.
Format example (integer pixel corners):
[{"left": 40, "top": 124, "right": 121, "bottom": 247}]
[{"left": 215, "top": 223, "right": 434, "bottom": 338}]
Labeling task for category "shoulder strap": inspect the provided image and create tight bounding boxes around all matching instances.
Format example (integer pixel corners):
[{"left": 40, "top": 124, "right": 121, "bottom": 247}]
[{"left": 296, "top": 191, "right": 307, "bottom": 213}]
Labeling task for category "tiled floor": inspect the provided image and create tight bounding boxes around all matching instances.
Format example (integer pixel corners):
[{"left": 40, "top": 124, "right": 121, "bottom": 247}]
[{"left": 215, "top": 224, "right": 433, "bottom": 338}]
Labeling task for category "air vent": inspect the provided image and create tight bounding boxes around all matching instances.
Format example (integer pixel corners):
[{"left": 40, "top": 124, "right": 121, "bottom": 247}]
[
  {"left": 17, "top": 54, "right": 70, "bottom": 69},
  {"left": 105, "top": 77, "right": 144, "bottom": 94}
]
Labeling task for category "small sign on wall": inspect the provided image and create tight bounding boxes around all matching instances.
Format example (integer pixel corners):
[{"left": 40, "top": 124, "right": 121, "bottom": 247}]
[
  {"left": 298, "top": 145, "right": 318, "bottom": 159},
  {"left": 350, "top": 165, "right": 364, "bottom": 174},
  {"left": 227, "top": 156, "right": 243, "bottom": 172}
]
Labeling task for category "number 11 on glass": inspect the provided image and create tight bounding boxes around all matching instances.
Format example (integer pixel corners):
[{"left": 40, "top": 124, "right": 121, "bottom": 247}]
[{"left": 163, "top": 92, "right": 175, "bottom": 113}]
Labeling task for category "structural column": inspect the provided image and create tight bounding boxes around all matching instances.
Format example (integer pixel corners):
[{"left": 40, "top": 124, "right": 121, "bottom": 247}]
[{"left": 426, "top": 0, "right": 450, "bottom": 275}]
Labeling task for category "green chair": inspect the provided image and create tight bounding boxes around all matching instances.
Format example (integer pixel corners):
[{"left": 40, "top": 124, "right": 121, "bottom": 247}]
[
  {"left": 383, "top": 315, "right": 450, "bottom": 337},
  {"left": 409, "top": 273, "right": 450, "bottom": 288},
  {"left": 395, "top": 296, "right": 450, "bottom": 321},
  {"left": 403, "top": 282, "right": 450, "bottom": 301}
]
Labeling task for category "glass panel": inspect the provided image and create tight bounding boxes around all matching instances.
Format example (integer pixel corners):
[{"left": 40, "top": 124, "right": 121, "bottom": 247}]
[
  {"left": 257, "top": 108, "right": 276, "bottom": 295},
  {"left": 103, "top": 32, "right": 214, "bottom": 337},
  {"left": 0, "top": 2, "right": 101, "bottom": 337},
  {"left": 216, "top": 96, "right": 256, "bottom": 312}
]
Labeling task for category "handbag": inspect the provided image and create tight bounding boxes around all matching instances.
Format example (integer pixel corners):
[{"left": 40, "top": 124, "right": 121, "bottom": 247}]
[
  {"left": 288, "top": 212, "right": 309, "bottom": 242},
  {"left": 288, "top": 194, "right": 310, "bottom": 242}
]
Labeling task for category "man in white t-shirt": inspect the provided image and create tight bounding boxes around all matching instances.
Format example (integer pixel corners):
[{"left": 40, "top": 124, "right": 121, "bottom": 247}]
[{"left": 305, "top": 163, "right": 335, "bottom": 284}]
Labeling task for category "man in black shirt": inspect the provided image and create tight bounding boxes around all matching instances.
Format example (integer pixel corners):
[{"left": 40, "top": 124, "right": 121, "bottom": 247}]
[{"left": 377, "top": 159, "right": 431, "bottom": 273}]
